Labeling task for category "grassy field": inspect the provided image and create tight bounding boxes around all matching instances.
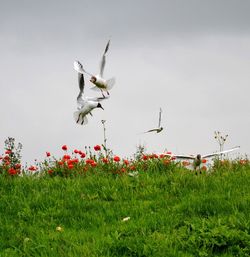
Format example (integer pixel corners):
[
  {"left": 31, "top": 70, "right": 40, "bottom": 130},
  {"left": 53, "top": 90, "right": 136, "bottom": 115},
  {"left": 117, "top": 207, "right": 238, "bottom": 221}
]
[{"left": 0, "top": 160, "right": 250, "bottom": 257}]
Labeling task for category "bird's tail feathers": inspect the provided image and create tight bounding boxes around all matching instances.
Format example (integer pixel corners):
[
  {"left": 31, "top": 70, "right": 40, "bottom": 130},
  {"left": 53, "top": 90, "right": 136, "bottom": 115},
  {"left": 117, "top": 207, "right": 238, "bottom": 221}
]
[
  {"left": 73, "top": 111, "right": 88, "bottom": 125},
  {"left": 106, "top": 77, "right": 116, "bottom": 90}
]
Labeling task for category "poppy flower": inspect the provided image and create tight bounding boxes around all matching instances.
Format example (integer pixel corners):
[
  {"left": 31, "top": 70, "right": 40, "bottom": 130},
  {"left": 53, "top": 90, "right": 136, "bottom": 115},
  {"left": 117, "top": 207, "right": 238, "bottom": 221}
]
[
  {"left": 142, "top": 155, "right": 148, "bottom": 161},
  {"left": 62, "top": 145, "right": 68, "bottom": 151},
  {"left": 74, "top": 149, "right": 79, "bottom": 154},
  {"left": 8, "top": 168, "right": 17, "bottom": 175},
  {"left": 15, "top": 163, "right": 21, "bottom": 169},
  {"left": 201, "top": 159, "right": 207, "bottom": 164},
  {"left": 120, "top": 168, "right": 126, "bottom": 173},
  {"left": 86, "top": 159, "right": 95, "bottom": 165},
  {"left": 28, "top": 165, "right": 37, "bottom": 171},
  {"left": 68, "top": 164, "right": 74, "bottom": 169},
  {"left": 123, "top": 159, "right": 129, "bottom": 165},
  {"left": 48, "top": 169, "right": 53, "bottom": 175},
  {"left": 91, "top": 161, "right": 97, "bottom": 167},
  {"left": 46, "top": 152, "right": 51, "bottom": 157},
  {"left": 80, "top": 153, "right": 86, "bottom": 158},
  {"left": 58, "top": 160, "right": 64, "bottom": 166},
  {"left": 63, "top": 154, "right": 71, "bottom": 160},
  {"left": 113, "top": 156, "right": 120, "bottom": 162},
  {"left": 94, "top": 145, "right": 101, "bottom": 151},
  {"left": 201, "top": 166, "right": 207, "bottom": 171},
  {"left": 102, "top": 158, "right": 109, "bottom": 163},
  {"left": 5, "top": 150, "right": 12, "bottom": 155}
]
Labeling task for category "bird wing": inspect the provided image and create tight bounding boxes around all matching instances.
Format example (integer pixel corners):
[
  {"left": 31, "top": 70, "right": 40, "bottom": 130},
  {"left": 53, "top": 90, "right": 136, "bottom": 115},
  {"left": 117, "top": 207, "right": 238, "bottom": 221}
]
[
  {"left": 158, "top": 108, "right": 162, "bottom": 128},
  {"left": 143, "top": 128, "right": 158, "bottom": 133},
  {"left": 99, "top": 40, "right": 110, "bottom": 77},
  {"left": 173, "top": 154, "right": 196, "bottom": 160},
  {"left": 85, "top": 95, "right": 110, "bottom": 102},
  {"left": 202, "top": 146, "right": 240, "bottom": 158},
  {"left": 74, "top": 60, "right": 93, "bottom": 77}
]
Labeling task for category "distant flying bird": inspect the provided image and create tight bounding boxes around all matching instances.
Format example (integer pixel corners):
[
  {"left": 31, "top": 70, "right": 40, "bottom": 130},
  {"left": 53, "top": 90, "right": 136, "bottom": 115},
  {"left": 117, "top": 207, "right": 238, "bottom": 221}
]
[
  {"left": 172, "top": 146, "right": 240, "bottom": 170},
  {"left": 73, "top": 70, "right": 108, "bottom": 125},
  {"left": 74, "top": 40, "right": 115, "bottom": 96},
  {"left": 144, "top": 108, "right": 164, "bottom": 133}
]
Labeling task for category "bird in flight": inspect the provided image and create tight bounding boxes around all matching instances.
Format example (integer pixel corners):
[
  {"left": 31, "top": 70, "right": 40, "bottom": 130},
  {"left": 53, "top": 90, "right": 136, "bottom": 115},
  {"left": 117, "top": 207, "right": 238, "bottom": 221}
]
[
  {"left": 144, "top": 108, "right": 164, "bottom": 133},
  {"left": 73, "top": 67, "right": 108, "bottom": 125},
  {"left": 171, "top": 146, "right": 240, "bottom": 170},
  {"left": 74, "top": 40, "right": 115, "bottom": 97}
]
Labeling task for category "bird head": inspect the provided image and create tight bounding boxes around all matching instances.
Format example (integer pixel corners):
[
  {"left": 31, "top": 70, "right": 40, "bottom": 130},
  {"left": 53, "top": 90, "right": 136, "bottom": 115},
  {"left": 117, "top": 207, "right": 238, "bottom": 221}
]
[
  {"left": 90, "top": 76, "right": 97, "bottom": 83},
  {"left": 97, "top": 103, "right": 104, "bottom": 110},
  {"left": 196, "top": 154, "right": 201, "bottom": 160}
]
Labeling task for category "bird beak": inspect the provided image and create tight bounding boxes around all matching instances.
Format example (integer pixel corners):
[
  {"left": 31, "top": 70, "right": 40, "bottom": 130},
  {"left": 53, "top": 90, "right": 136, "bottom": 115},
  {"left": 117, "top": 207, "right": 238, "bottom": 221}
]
[{"left": 100, "top": 106, "right": 104, "bottom": 110}]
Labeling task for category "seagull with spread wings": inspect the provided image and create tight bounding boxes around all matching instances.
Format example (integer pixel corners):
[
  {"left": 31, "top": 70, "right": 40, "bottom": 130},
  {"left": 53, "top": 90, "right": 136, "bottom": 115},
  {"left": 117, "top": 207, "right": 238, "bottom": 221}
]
[
  {"left": 172, "top": 146, "right": 240, "bottom": 170},
  {"left": 74, "top": 40, "right": 115, "bottom": 97},
  {"left": 73, "top": 66, "right": 108, "bottom": 125},
  {"left": 144, "top": 108, "right": 164, "bottom": 133}
]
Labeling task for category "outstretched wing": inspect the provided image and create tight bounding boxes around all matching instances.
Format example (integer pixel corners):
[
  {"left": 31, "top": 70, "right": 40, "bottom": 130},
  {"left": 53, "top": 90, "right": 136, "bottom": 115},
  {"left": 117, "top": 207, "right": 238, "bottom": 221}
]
[
  {"left": 158, "top": 108, "right": 162, "bottom": 128},
  {"left": 144, "top": 128, "right": 158, "bottom": 133},
  {"left": 74, "top": 60, "right": 93, "bottom": 77},
  {"left": 99, "top": 40, "right": 110, "bottom": 77},
  {"left": 85, "top": 95, "right": 109, "bottom": 102},
  {"left": 202, "top": 146, "right": 240, "bottom": 158},
  {"left": 173, "top": 154, "right": 196, "bottom": 160}
]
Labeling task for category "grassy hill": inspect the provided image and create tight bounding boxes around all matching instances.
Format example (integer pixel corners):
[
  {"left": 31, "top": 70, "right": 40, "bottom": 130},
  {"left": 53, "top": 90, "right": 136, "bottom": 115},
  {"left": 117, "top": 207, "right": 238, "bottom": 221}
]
[{"left": 0, "top": 159, "right": 250, "bottom": 257}]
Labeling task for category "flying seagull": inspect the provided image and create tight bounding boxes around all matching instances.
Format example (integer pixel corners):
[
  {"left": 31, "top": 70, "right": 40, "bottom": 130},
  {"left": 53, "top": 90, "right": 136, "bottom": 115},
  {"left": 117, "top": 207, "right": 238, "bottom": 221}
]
[
  {"left": 144, "top": 108, "right": 164, "bottom": 133},
  {"left": 74, "top": 40, "right": 115, "bottom": 96},
  {"left": 73, "top": 69, "right": 108, "bottom": 125},
  {"left": 171, "top": 146, "right": 240, "bottom": 170}
]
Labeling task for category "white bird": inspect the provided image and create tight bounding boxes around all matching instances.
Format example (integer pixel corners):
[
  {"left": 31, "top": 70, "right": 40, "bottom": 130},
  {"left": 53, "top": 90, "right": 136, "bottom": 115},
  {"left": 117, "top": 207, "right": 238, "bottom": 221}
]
[
  {"left": 171, "top": 146, "right": 240, "bottom": 170},
  {"left": 144, "top": 108, "right": 164, "bottom": 134},
  {"left": 74, "top": 40, "right": 115, "bottom": 96},
  {"left": 73, "top": 69, "right": 108, "bottom": 125}
]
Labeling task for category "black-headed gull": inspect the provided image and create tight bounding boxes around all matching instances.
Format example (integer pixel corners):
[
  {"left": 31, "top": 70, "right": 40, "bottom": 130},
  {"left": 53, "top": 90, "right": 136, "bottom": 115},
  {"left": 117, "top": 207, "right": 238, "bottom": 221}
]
[
  {"left": 171, "top": 146, "right": 240, "bottom": 170},
  {"left": 74, "top": 69, "right": 108, "bottom": 125},
  {"left": 144, "top": 108, "right": 164, "bottom": 133},
  {"left": 74, "top": 40, "right": 115, "bottom": 96}
]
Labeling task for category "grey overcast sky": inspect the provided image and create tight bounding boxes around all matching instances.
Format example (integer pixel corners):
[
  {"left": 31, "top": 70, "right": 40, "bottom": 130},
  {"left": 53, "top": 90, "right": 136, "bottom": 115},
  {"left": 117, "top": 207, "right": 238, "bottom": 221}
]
[{"left": 0, "top": 0, "right": 249, "bottom": 164}]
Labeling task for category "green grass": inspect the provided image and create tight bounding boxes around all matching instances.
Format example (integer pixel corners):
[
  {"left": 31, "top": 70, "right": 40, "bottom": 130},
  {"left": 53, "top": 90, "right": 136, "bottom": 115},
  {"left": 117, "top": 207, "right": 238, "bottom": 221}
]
[{"left": 0, "top": 164, "right": 250, "bottom": 256}]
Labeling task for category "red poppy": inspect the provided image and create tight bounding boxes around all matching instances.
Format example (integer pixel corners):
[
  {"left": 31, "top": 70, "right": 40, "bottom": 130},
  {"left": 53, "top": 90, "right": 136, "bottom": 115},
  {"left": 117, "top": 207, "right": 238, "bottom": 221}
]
[
  {"left": 129, "top": 165, "right": 136, "bottom": 171},
  {"left": 123, "top": 159, "right": 129, "bottom": 165},
  {"left": 46, "top": 152, "right": 51, "bottom": 157},
  {"left": 171, "top": 156, "right": 176, "bottom": 160},
  {"left": 28, "top": 165, "right": 37, "bottom": 171},
  {"left": 102, "top": 157, "right": 109, "bottom": 163},
  {"left": 121, "top": 168, "right": 126, "bottom": 173},
  {"left": 4, "top": 155, "right": 10, "bottom": 161},
  {"left": 58, "top": 160, "right": 64, "bottom": 166},
  {"left": 201, "top": 166, "right": 207, "bottom": 171},
  {"left": 15, "top": 163, "right": 21, "bottom": 169},
  {"left": 201, "top": 159, "right": 207, "bottom": 164},
  {"left": 68, "top": 164, "right": 74, "bottom": 169},
  {"left": 80, "top": 153, "right": 86, "bottom": 158},
  {"left": 74, "top": 149, "right": 79, "bottom": 154},
  {"left": 86, "top": 159, "right": 95, "bottom": 165},
  {"left": 63, "top": 154, "right": 71, "bottom": 160},
  {"left": 167, "top": 151, "right": 172, "bottom": 155},
  {"left": 5, "top": 150, "right": 12, "bottom": 155},
  {"left": 142, "top": 155, "right": 148, "bottom": 161},
  {"left": 94, "top": 145, "right": 101, "bottom": 151},
  {"left": 113, "top": 156, "right": 120, "bottom": 162},
  {"left": 48, "top": 169, "right": 53, "bottom": 174},
  {"left": 91, "top": 161, "right": 97, "bottom": 167},
  {"left": 8, "top": 168, "right": 17, "bottom": 175},
  {"left": 164, "top": 159, "right": 171, "bottom": 165},
  {"left": 62, "top": 145, "right": 68, "bottom": 151}
]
